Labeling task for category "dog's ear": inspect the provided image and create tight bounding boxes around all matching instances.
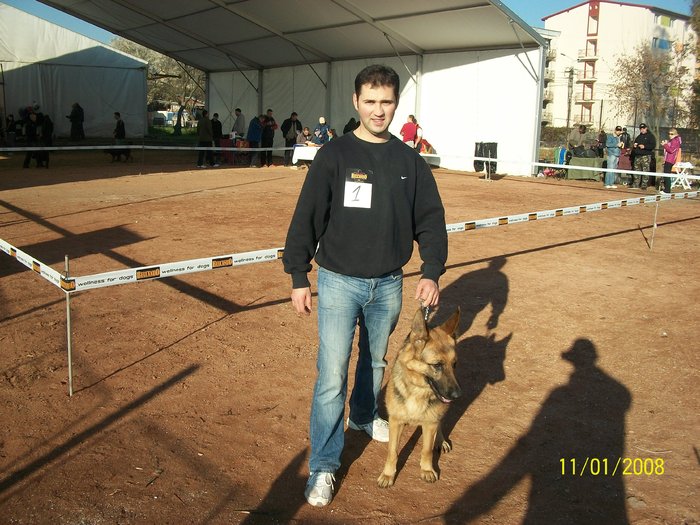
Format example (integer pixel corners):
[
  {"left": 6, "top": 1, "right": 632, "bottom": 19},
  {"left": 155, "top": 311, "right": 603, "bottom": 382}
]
[
  {"left": 410, "top": 307, "right": 428, "bottom": 348},
  {"left": 439, "top": 308, "right": 460, "bottom": 338}
]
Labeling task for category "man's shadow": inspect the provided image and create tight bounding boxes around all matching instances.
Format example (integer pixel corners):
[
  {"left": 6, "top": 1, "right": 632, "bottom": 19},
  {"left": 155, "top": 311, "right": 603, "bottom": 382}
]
[{"left": 445, "top": 339, "right": 632, "bottom": 524}]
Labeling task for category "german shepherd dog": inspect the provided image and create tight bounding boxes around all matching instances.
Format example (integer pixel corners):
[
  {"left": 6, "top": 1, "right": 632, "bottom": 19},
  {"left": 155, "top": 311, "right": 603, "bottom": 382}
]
[{"left": 378, "top": 307, "right": 461, "bottom": 488}]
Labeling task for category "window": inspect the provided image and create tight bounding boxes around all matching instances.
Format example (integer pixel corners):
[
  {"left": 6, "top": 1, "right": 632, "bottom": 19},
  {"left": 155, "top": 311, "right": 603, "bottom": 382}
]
[
  {"left": 652, "top": 38, "right": 672, "bottom": 50},
  {"left": 655, "top": 14, "right": 672, "bottom": 27}
]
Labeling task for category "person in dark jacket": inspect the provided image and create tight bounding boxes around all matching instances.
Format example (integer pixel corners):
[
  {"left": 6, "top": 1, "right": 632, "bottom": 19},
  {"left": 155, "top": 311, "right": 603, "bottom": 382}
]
[
  {"left": 66, "top": 102, "right": 85, "bottom": 140},
  {"left": 283, "top": 64, "right": 447, "bottom": 508},
  {"left": 38, "top": 114, "right": 53, "bottom": 168},
  {"left": 630, "top": 123, "right": 656, "bottom": 190},
  {"left": 196, "top": 109, "right": 214, "bottom": 168},
  {"left": 246, "top": 115, "right": 264, "bottom": 167},
  {"left": 261, "top": 108, "right": 277, "bottom": 166},
  {"left": 211, "top": 112, "right": 223, "bottom": 166},
  {"left": 22, "top": 113, "right": 39, "bottom": 168},
  {"left": 281, "top": 112, "right": 303, "bottom": 166}
]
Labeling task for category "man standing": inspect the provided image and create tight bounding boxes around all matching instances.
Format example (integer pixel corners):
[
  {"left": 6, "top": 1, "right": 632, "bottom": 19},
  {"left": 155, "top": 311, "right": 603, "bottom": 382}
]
[
  {"left": 281, "top": 112, "right": 303, "bottom": 167},
  {"left": 603, "top": 126, "right": 624, "bottom": 189},
  {"left": 113, "top": 111, "right": 127, "bottom": 162},
  {"left": 261, "top": 108, "right": 278, "bottom": 166},
  {"left": 283, "top": 64, "right": 448, "bottom": 507},
  {"left": 630, "top": 123, "right": 656, "bottom": 189},
  {"left": 211, "top": 112, "right": 223, "bottom": 166},
  {"left": 232, "top": 108, "right": 246, "bottom": 138},
  {"left": 196, "top": 109, "right": 214, "bottom": 168},
  {"left": 246, "top": 114, "right": 263, "bottom": 168},
  {"left": 400, "top": 115, "right": 418, "bottom": 147}
]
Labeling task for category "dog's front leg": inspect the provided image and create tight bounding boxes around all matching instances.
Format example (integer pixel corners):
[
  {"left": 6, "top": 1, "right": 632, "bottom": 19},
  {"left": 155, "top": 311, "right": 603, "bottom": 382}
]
[
  {"left": 377, "top": 419, "right": 405, "bottom": 488},
  {"left": 420, "top": 422, "right": 439, "bottom": 482}
]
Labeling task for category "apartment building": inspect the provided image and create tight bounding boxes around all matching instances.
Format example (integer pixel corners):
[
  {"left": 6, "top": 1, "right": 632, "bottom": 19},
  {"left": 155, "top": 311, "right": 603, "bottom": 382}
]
[{"left": 540, "top": 0, "right": 694, "bottom": 131}]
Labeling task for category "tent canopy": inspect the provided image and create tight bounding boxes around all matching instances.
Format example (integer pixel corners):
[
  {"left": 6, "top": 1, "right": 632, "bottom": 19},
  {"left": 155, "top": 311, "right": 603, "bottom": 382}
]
[{"left": 38, "top": 0, "right": 544, "bottom": 72}]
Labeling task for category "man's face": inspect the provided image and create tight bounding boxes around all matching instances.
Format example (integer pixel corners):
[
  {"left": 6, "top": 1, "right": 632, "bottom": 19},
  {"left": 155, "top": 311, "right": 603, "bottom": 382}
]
[
  {"left": 352, "top": 83, "right": 397, "bottom": 142},
  {"left": 640, "top": 127, "right": 647, "bottom": 134}
]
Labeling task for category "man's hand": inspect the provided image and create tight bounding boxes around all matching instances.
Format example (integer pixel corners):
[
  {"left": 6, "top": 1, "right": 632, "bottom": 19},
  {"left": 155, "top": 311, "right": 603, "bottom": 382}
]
[
  {"left": 291, "top": 287, "right": 312, "bottom": 316},
  {"left": 415, "top": 278, "right": 440, "bottom": 308}
]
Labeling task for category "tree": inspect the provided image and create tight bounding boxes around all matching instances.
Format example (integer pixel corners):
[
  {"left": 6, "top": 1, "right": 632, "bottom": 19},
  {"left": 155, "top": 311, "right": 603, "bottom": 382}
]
[
  {"left": 609, "top": 43, "right": 692, "bottom": 137},
  {"left": 110, "top": 37, "right": 206, "bottom": 121},
  {"left": 689, "top": 0, "right": 700, "bottom": 127}
]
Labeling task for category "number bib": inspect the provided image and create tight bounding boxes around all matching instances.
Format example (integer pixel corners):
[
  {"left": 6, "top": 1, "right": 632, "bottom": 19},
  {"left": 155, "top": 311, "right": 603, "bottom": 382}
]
[{"left": 344, "top": 168, "right": 373, "bottom": 208}]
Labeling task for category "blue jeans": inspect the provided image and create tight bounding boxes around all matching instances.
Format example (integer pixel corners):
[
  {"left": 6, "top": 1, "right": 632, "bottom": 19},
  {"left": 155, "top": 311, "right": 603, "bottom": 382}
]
[
  {"left": 309, "top": 266, "right": 403, "bottom": 473},
  {"left": 605, "top": 154, "right": 619, "bottom": 186}
]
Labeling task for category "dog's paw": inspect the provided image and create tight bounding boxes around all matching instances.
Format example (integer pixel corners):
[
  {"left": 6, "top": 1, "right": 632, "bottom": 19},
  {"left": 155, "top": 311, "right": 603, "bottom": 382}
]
[
  {"left": 420, "top": 469, "right": 438, "bottom": 483},
  {"left": 440, "top": 440, "right": 452, "bottom": 453},
  {"left": 377, "top": 473, "right": 395, "bottom": 488}
]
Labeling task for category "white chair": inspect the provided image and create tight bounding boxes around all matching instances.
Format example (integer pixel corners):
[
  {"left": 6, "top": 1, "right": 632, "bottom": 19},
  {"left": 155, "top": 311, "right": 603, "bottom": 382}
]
[{"left": 671, "top": 162, "right": 693, "bottom": 190}]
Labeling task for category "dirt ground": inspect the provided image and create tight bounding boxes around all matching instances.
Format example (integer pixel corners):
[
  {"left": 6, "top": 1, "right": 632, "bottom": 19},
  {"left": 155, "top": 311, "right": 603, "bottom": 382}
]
[{"left": 0, "top": 150, "right": 698, "bottom": 524}]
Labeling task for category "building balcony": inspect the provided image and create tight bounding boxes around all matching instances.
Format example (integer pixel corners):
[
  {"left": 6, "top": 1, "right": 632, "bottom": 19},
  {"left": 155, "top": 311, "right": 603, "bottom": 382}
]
[
  {"left": 576, "top": 71, "right": 597, "bottom": 82},
  {"left": 574, "top": 92, "right": 594, "bottom": 103},
  {"left": 543, "top": 88, "right": 554, "bottom": 101},
  {"left": 544, "top": 68, "right": 555, "bottom": 82},
  {"left": 542, "top": 109, "right": 553, "bottom": 123},
  {"left": 546, "top": 47, "right": 557, "bottom": 61},
  {"left": 577, "top": 49, "right": 599, "bottom": 61}
]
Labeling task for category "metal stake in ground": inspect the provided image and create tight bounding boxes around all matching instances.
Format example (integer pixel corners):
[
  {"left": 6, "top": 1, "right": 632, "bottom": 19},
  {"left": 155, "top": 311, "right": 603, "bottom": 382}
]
[
  {"left": 65, "top": 255, "right": 74, "bottom": 397},
  {"left": 649, "top": 201, "right": 659, "bottom": 251}
]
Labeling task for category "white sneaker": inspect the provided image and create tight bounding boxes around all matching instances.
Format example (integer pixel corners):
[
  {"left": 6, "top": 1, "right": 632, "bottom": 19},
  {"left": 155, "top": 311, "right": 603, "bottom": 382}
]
[
  {"left": 609, "top": 185, "right": 617, "bottom": 189},
  {"left": 347, "top": 417, "right": 389, "bottom": 442},
  {"left": 305, "top": 472, "right": 335, "bottom": 507}
]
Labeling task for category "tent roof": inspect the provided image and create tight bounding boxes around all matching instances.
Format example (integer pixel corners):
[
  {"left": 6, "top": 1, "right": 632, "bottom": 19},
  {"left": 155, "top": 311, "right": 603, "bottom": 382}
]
[
  {"left": 38, "top": 0, "right": 544, "bottom": 72},
  {"left": 0, "top": 3, "right": 147, "bottom": 69}
]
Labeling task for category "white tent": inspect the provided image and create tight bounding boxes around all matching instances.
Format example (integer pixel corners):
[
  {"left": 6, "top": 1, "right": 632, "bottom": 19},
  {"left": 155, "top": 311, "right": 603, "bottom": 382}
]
[
  {"left": 36, "top": 0, "right": 545, "bottom": 173},
  {"left": 0, "top": 3, "right": 147, "bottom": 138}
]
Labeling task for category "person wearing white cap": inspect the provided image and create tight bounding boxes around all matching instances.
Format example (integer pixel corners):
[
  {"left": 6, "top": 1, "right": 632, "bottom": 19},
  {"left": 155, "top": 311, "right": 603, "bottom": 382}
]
[{"left": 313, "top": 116, "right": 330, "bottom": 144}]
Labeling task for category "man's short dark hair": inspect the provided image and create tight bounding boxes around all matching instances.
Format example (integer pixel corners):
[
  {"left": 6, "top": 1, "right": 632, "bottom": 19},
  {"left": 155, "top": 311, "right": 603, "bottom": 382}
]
[
  {"left": 235, "top": 108, "right": 241, "bottom": 113},
  {"left": 114, "top": 112, "right": 120, "bottom": 118},
  {"left": 291, "top": 112, "right": 298, "bottom": 117},
  {"left": 355, "top": 64, "right": 400, "bottom": 100}
]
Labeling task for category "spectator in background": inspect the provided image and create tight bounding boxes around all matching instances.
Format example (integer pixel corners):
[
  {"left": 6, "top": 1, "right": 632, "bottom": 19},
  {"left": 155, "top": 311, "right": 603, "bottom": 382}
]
[
  {"left": 38, "top": 114, "right": 53, "bottom": 168},
  {"left": 567, "top": 124, "right": 587, "bottom": 158},
  {"left": 232, "top": 108, "right": 246, "bottom": 138},
  {"left": 22, "top": 112, "right": 39, "bottom": 168},
  {"left": 66, "top": 102, "right": 85, "bottom": 140},
  {"left": 630, "top": 123, "right": 656, "bottom": 190},
  {"left": 281, "top": 112, "right": 303, "bottom": 166},
  {"left": 313, "top": 117, "right": 330, "bottom": 145},
  {"left": 261, "top": 108, "right": 278, "bottom": 167},
  {"left": 603, "top": 126, "right": 623, "bottom": 189},
  {"left": 327, "top": 129, "right": 337, "bottom": 141},
  {"left": 660, "top": 128, "right": 682, "bottom": 194},
  {"left": 596, "top": 129, "right": 606, "bottom": 158},
  {"left": 196, "top": 109, "right": 214, "bottom": 168},
  {"left": 400, "top": 114, "right": 418, "bottom": 148},
  {"left": 620, "top": 127, "right": 631, "bottom": 149},
  {"left": 247, "top": 114, "right": 264, "bottom": 168},
  {"left": 5, "top": 114, "right": 17, "bottom": 149},
  {"left": 296, "top": 126, "right": 315, "bottom": 146},
  {"left": 211, "top": 112, "right": 223, "bottom": 166}
]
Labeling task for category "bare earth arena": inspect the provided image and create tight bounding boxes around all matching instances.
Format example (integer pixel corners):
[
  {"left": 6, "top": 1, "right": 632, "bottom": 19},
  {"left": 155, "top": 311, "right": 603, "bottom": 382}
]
[{"left": 0, "top": 150, "right": 698, "bottom": 524}]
